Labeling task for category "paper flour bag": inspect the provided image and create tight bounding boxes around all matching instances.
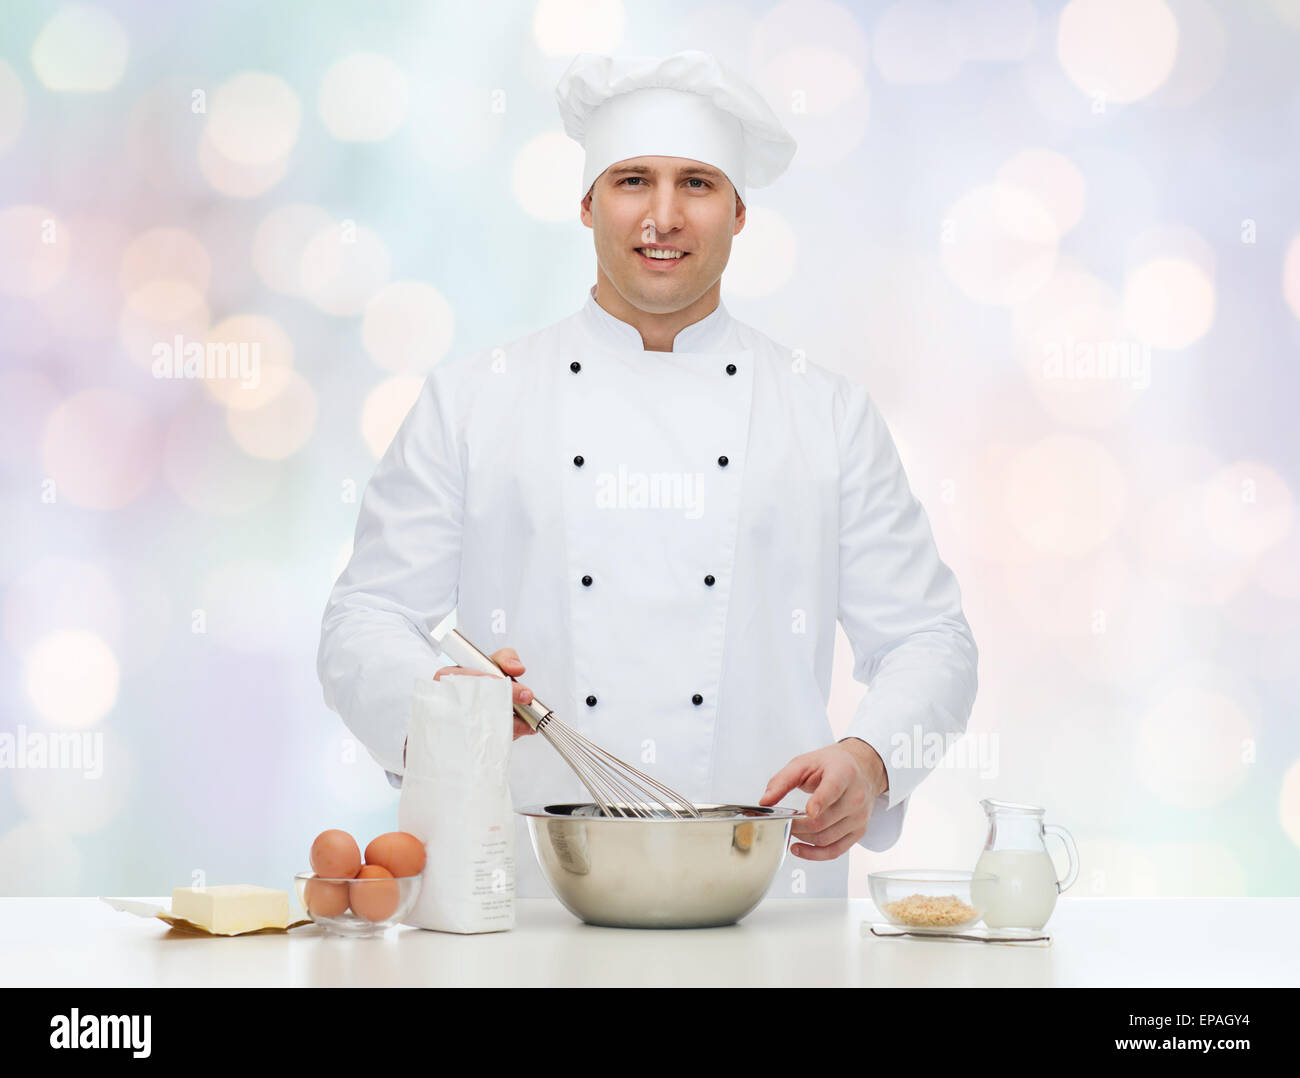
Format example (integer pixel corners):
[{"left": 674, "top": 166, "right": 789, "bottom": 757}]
[{"left": 399, "top": 673, "right": 515, "bottom": 933}]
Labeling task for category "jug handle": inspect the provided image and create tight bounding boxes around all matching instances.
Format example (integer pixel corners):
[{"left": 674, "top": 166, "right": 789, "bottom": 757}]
[{"left": 1044, "top": 824, "right": 1078, "bottom": 893}]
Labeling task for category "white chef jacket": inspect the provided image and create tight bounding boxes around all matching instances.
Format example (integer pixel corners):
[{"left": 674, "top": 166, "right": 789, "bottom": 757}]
[{"left": 317, "top": 284, "right": 978, "bottom": 900}]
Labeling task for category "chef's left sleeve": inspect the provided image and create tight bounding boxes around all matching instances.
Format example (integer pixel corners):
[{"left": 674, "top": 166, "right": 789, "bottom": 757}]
[{"left": 834, "top": 380, "right": 979, "bottom": 851}]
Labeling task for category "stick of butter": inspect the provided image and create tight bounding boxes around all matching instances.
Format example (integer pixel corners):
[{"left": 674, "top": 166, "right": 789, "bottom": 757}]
[{"left": 170, "top": 885, "right": 290, "bottom": 935}]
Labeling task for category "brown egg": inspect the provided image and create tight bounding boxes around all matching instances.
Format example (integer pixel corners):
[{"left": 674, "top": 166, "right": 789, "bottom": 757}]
[
  {"left": 364, "top": 831, "right": 427, "bottom": 878},
  {"left": 305, "top": 877, "right": 350, "bottom": 918},
  {"left": 349, "top": 864, "right": 400, "bottom": 923},
  {"left": 310, "top": 829, "right": 361, "bottom": 879}
]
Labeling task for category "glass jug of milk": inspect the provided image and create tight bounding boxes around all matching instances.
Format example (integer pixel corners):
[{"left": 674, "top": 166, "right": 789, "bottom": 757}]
[{"left": 971, "top": 799, "right": 1078, "bottom": 930}]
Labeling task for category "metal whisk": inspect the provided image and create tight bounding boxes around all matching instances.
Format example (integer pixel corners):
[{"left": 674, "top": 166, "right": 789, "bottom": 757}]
[{"left": 434, "top": 629, "right": 702, "bottom": 819}]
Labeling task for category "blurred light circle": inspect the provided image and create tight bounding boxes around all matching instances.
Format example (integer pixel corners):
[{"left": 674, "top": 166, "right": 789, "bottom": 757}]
[
  {"left": 1123, "top": 257, "right": 1214, "bottom": 350},
  {"left": 0, "top": 368, "right": 60, "bottom": 466},
  {"left": 361, "top": 376, "right": 425, "bottom": 459},
  {"left": 1135, "top": 686, "right": 1251, "bottom": 809},
  {"left": 200, "top": 560, "right": 295, "bottom": 653},
  {"left": 0, "top": 59, "right": 25, "bottom": 151},
  {"left": 110, "top": 560, "right": 171, "bottom": 673},
  {"left": 1056, "top": 566, "right": 1184, "bottom": 686},
  {"left": 1283, "top": 234, "right": 1300, "bottom": 323},
  {"left": 760, "top": 43, "right": 863, "bottom": 111},
  {"left": 1020, "top": 46, "right": 1091, "bottom": 128},
  {"left": 126, "top": 80, "right": 205, "bottom": 195},
  {"left": 31, "top": 3, "right": 128, "bottom": 93},
  {"left": 118, "top": 278, "right": 210, "bottom": 370},
  {"left": 679, "top": 7, "right": 762, "bottom": 61},
  {"left": 1014, "top": 259, "right": 1121, "bottom": 352},
  {"left": 759, "top": 44, "right": 863, "bottom": 113},
  {"left": 0, "top": 205, "right": 71, "bottom": 297},
  {"left": 512, "top": 130, "right": 585, "bottom": 222},
  {"left": 941, "top": 433, "right": 1056, "bottom": 564},
  {"left": 940, "top": 184, "right": 1058, "bottom": 306},
  {"left": 533, "top": 0, "right": 625, "bottom": 54},
  {"left": 205, "top": 71, "right": 300, "bottom": 165},
  {"left": 1151, "top": 843, "right": 1245, "bottom": 895},
  {"left": 299, "top": 222, "right": 392, "bottom": 316},
  {"left": 1011, "top": 261, "right": 1144, "bottom": 427},
  {"left": 1216, "top": 577, "right": 1300, "bottom": 642},
  {"left": 17, "top": 559, "right": 173, "bottom": 676},
  {"left": 318, "top": 53, "right": 409, "bottom": 141},
  {"left": 1057, "top": 0, "right": 1178, "bottom": 104},
  {"left": 225, "top": 369, "right": 318, "bottom": 460},
  {"left": 3, "top": 558, "right": 121, "bottom": 655},
  {"left": 1253, "top": 527, "right": 1300, "bottom": 600},
  {"left": 716, "top": 206, "right": 796, "bottom": 300},
  {"left": 119, "top": 227, "right": 211, "bottom": 295},
  {"left": 756, "top": 46, "right": 869, "bottom": 169},
  {"left": 996, "top": 149, "right": 1087, "bottom": 234},
  {"left": 12, "top": 737, "right": 133, "bottom": 837},
  {"left": 1002, "top": 547, "right": 1130, "bottom": 644},
  {"left": 1282, "top": 758, "right": 1300, "bottom": 853},
  {"left": 409, "top": 77, "right": 506, "bottom": 175},
  {"left": 41, "top": 388, "right": 158, "bottom": 510},
  {"left": 251, "top": 204, "right": 334, "bottom": 296},
  {"left": 753, "top": 0, "right": 869, "bottom": 71},
  {"left": 1149, "top": 0, "right": 1224, "bottom": 107},
  {"left": 1201, "top": 461, "right": 1295, "bottom": 557},
  {"left": 36, "top": 215, "right": 126, "bottom": 344},
  {"left": 163, "top": 399, "right": 280, "bottom": 515},
  {"left": 872, "top": 0, "right": 963, "bottom": 84},
  {"left": 1003, "top": 435, "right": 1127, "bottom": 558},
  {"left": 950, "top": 0, "right": 1038, "bottom": 62},
  {"left": 1241, "top": 627, "right": 1300, "bottom": 683},
  {"left": 24, "top": 629, "right": 119, "bottom": 728},
  {"left": 1220, "top": 577, "right": 1300, "bottom": 638},
  {"left": 0, "top": 823, "right": 82, "bottom": 895},
  {"left": 200, "top": 314, "right": 295, "bottom": 410},
  {"left": 362, "top": 281, "right": 456, "bottom": 374},
  {"left": 1072, "top": 839, "right": 1158, "bottom": 895},
  {"left": 1126, "top": 221, "right": 1214, "bottom": 272},
  {"left": 1139, "top": 481, "right": 1251, "bottom": 604},
  {"left": 198, "top": 130, "right": 291, "bottom": 198},
  {"left": 824, "top": 255, "right": 959, "bottom": 400}
]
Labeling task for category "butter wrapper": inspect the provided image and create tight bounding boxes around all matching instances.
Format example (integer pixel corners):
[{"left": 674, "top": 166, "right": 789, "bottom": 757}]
[{"left": 100, "top": 897, "right": 312, "bottom": 936}]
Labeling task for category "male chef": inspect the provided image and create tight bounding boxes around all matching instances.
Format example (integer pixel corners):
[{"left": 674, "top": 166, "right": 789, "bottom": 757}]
[{"left": 317, "top": 50, "right": 978, "bottom": 899}]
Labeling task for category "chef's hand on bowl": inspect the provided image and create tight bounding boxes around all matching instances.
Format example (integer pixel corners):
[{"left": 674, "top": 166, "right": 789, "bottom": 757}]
[
  {"left": 759, "top": 737, "right": 889, "bottom": 861},
  {"left": 434, "top": 647, "right": 538, "bottom": 741}
]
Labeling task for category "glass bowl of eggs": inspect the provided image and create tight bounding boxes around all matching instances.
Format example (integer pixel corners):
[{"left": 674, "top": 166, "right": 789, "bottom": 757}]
[{"left": 296, "top": 829, "right": 426, "bottom": 937}]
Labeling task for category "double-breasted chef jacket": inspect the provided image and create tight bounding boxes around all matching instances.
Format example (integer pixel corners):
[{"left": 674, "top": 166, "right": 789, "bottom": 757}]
[{"left": 318, "top": 283, "right": 979, "bottom": 900}]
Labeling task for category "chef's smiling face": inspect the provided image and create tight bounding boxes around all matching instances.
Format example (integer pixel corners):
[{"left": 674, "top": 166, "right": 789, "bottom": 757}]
[{"left": 581, "top": 155, "right": 745, "bottom": 337}]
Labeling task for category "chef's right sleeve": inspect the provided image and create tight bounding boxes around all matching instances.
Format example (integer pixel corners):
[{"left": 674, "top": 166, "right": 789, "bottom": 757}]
[{"left": 316, "top": 361, "right": 466, "bottom": 783}]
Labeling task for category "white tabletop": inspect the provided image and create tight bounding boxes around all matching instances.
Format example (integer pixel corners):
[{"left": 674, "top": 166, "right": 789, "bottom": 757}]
[{"left": 4, "top": 896, "right": 1296, "bottom": 987}]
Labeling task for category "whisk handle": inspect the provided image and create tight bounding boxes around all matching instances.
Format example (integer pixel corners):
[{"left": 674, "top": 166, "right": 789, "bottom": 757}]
[{"left": 433, "top": 628, "right": 550, "bottom": 731}]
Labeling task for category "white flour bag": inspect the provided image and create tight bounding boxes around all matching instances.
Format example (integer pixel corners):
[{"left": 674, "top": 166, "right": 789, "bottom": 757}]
[{"left": 399, "top": 673, "right": 515, "bottom": 933}]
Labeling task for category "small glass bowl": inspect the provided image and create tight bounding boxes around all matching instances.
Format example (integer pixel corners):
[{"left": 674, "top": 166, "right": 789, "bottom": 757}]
[
  {"left": 867, "top": 869, "right": 997, "bottom": 931},
  {"left": 293, "top": 871, "right": 422, "bottom": 938}
]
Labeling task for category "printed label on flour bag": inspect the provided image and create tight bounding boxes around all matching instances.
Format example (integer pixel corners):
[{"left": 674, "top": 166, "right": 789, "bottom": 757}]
[{"left": 399, "top": 673, "right": 515, "bottom": 933}]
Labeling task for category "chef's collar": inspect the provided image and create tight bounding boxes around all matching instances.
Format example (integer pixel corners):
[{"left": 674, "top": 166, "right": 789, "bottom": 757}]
[{"left": 580, "top": 284, "right": 734, "bottom": 353}]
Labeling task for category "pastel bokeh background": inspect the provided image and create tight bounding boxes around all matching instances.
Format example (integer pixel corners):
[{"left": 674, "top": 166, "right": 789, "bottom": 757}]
[{"left": 2, "top": 0, "right": 1298, "bottom": 899}]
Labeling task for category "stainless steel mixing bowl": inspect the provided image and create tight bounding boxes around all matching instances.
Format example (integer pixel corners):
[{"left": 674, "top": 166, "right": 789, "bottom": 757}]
[{"left": 519, "top": 803, "right": 801, "bottom": 928}]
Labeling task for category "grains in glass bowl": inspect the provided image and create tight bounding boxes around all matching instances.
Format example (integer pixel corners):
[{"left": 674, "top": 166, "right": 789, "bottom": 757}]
[{"left": 881, "top": 892, "right": 979, "bottom": 927}]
